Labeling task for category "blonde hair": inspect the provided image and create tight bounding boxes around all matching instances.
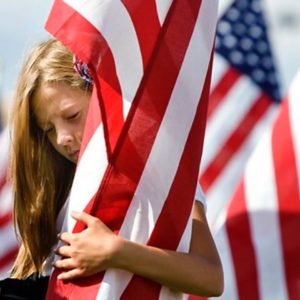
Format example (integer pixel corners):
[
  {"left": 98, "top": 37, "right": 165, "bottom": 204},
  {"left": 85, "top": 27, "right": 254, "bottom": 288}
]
[{"left": 10, "top": 39, "right": 91, "bottom": 278}]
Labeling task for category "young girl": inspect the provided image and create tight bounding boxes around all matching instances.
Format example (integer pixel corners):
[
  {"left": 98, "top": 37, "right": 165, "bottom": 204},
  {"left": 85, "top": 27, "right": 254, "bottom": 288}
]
[{"left": 9, "top": 39, "right": 223, "bottom": 297}]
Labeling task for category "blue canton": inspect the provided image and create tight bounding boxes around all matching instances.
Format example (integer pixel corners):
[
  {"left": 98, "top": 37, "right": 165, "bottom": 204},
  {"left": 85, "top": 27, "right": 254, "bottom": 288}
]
[{"left": 215, "top": 0, "right": 282, "bottom": 102}]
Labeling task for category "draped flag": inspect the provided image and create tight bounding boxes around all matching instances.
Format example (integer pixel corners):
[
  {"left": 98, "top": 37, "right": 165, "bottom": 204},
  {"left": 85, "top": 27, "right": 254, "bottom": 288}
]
[
  {"left": 45, "top": 0, "right": 218, "bottom": 299},
  {"left": 212, "top": 71, "right": 300, "bottom": 300},
  {"left": 0, "top": 128, "right": 18, "bottom": 279},
  {"left": 200, "top": 0, "right": 282, "bottom": 226}
]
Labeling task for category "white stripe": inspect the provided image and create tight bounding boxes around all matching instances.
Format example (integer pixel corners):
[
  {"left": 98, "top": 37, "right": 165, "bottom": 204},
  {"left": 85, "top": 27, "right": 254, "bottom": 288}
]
[
  {"left": 201, "top": 76, "right": 261, "bottom": 172},
  {"left": 218, "top": 0, "right": 234, "bottom": 17},
  {"left": 0, "top": 127, "right": 9, "bottom": 179},
  {"left": 210, "top": 54, "right": 229, "bottom": 92},
  {"left": 0, "top": 223, "right": 18, "bottom": 264},
  {"left": 159, "top": 286, "right": 183, "bottom": 300},
  {"left": 63, "top": 0, "right": 143, "bottom": 117},
  {"left": 155, "top": 0, "right": 172, "bottom": 26},
  {"left": 244, "top": 130, "right": 289, "bottom": 300},
  {"left": 206, "top": 105, "right": 278, "bottom": 227},
  {"left": 0, "top": 185, "right": 13, "bottom": 216},
  {"left": 51, "top": 125, "right": 108, "bottom": 269},
  {"left": 63, "top": 124, "right": 108, "bottom": 232},
  {"left": 97, "top": 0, "right": 218, "bottom": 298},
  {"left": 158, "top": 208, "right": 194, "bottom": 300},
  {"left": 288, "top": 70, "right": 300, "bottom": 192},
  {"left": 211, "top": 218, "right": 238, "bottom": 300}
]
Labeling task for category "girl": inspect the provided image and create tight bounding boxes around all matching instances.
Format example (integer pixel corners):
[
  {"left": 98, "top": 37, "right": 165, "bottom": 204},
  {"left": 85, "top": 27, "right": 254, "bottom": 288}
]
[{"left": 9, "top": 39, "right": 223, "bottom": 297}]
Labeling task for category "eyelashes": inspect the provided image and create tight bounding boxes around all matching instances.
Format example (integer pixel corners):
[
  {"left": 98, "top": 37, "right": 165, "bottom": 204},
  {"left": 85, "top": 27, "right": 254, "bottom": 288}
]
[
  {"left": 67, "top": 112, "right": 80, "bottom": 120},
  {"left": 43, "top": 111, "right": 81, "bottom": 135}
]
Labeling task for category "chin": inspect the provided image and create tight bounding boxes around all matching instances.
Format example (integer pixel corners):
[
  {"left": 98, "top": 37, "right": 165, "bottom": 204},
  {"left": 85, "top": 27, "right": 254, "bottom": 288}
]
[{"left": 64, "top": 155, "right": 77, "bottom": 164}]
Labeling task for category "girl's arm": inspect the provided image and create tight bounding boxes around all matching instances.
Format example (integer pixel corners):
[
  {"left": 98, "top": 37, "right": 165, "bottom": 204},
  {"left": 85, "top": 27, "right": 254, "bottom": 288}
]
[{"left": 54, "top": 202, "right": 223, "bottom": 297}]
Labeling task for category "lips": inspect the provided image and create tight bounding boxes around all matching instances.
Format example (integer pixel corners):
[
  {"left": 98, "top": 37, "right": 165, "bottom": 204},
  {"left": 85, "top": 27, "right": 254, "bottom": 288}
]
[{"left": 69, "top": 150, "right": 80, "bottom": 159}]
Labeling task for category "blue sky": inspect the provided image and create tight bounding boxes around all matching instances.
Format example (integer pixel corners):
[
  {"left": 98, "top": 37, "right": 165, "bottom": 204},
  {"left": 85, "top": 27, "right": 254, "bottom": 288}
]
[{"left": 0, "top": 0, "right": 52, "bottom": 100}]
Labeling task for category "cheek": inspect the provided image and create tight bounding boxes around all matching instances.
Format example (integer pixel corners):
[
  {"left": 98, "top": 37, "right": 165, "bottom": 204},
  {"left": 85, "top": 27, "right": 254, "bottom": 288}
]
[{"left": 77, "top": 116, "right": 88, "bottom": 141}]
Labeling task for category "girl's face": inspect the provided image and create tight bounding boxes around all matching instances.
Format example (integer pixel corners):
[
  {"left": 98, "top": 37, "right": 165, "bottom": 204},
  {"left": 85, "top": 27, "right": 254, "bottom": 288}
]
[{"left": 32, "top": 82, "right": 91, "bottom": 163}]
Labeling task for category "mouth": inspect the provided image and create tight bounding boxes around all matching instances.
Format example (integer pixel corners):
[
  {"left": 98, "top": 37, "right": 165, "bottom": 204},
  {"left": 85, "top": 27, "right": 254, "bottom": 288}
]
[{"left": 69, "top": 150, "right": 80, "bottom": 160}]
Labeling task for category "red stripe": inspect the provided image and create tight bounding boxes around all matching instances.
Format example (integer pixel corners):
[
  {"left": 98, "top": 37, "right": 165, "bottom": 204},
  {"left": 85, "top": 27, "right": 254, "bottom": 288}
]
[
  {"left": 271, "top": 98, "right": 300, "bottom": 300},
  {"left": 122, "top": 43, "right": 213, "bottom": 300},
  {"left": 207, "top": 67, "right": 240, "bottom": 119},
  {"left": 200, "top": 94, "right": 272, "bottom": 192},
  {"left": 0, "top": 174, "right": 7, "bottom": 191},
  {"left": 0, "top": 247, "right": 18, "bottom": 271},
  {"left": 45, "top": 2, "right": 108, "bottom": 298},
  {"left": 46, "top": 0, "right": 213, "bottom": 298},
  {"left": 88, "top": 0, "right": 203, "bottom": 234},
  {"left": 96, "top": 59, "right": 124, "bottom": 155},
  {"left": 226, "top": 181, "right": 260, "bottom": 300},
  {"left": 46, "top": 0, "right": 124, "bottom": 157},
  {"left": 92, "top": 0, "right": 204, "bottom": 297},
  {"left": 0, "top": 212, "right": 12, "bottom": 228},
  {"left": 78, "top": 89, "right": 102, "bottom": 161},
  {"left": 121, "top": 0, "right": 161, "bottom": 69}
]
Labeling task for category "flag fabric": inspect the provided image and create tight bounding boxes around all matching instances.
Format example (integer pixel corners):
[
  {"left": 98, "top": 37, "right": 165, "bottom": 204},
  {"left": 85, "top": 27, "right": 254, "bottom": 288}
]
[
  {"left": 45, "top": 0, "right": 218, "bottom": 299},
  {"left": 188, "top": 1, "right": 283, "bottom": 299},
  {"left": 0, "top": 128, "right": 18, "bottom": 279},
  {"left": 200, "top": 0, "right": 282, "bottom": 227},
  {"left": 212, "top": 71, "right": 300, "bottom": 300}
]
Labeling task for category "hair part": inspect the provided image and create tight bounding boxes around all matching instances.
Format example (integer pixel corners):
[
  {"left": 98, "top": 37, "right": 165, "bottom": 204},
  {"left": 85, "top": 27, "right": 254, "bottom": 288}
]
[{"left": 10, "top": 39, "right": 90, "bottom": 278}]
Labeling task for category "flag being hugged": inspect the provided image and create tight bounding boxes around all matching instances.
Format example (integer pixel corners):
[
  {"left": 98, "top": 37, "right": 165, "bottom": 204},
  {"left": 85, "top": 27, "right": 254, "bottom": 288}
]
[
  {"left": 200, "top": 0, "right": 282, "bottom": 226},
  {"left": 213, "top": 71, "right": 300, "bottom": 300},
  {"left": 45, "top": 0, "right": 218, "bottom": 299}
]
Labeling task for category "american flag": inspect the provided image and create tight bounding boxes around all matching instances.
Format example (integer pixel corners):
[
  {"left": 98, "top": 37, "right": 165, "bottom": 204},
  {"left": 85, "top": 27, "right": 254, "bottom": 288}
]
[
  {"left": 0, "top": 128, "right": 18, "bottom": 279},
  {"left": 189, "top": 0, "right": 284, "bottom": 299},
  {"left": 45, "top": 0, "right": 218, "bottom": 299},
  {"left": 200, "top": 0, "right": 282, "bottom": 227},
  {"left": 213, "top": 71, "right": 300, "bottom": 300}
]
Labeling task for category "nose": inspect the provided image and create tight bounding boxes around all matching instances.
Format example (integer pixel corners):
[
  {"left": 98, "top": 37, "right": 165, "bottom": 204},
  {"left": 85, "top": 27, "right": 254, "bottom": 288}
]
[{"left": 56, "top": 130, "right": 74, "bottom": 146}]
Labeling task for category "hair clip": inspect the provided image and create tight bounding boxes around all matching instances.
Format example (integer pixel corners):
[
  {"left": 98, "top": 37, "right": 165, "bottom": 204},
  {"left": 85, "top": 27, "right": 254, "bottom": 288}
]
[{"left": 73, "top": 56, "right": 94, "bottom": 85}]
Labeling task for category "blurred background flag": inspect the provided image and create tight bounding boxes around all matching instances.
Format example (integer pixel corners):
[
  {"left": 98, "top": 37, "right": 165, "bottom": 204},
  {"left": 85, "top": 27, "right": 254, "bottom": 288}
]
[
  {"left": 188, "top": 0, "right": 284, "bottom": 299},
  {"left": 0, "top": 128, "right": 18, "bottom": 279},
  {"left": 200, "top": 0, "right": 282, "bottom": 226},
  {"left": 212, "top": 70, "right": 300, "bottom": 300}
]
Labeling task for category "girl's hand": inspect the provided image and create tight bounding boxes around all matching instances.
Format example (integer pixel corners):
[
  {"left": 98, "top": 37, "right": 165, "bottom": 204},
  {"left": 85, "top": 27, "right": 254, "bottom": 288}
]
[{"left": 53, "top": 211, "right": 122, "bottom": 281}]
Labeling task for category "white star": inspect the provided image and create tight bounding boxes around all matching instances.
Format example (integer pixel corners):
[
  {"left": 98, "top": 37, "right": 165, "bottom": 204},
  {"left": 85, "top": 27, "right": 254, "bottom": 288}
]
[
  {"left": 218, "top": 20, "right": 231, "bottom": 35},
  {"left": 252, "top": 69, "right": 265, "bottom": 82},
  {"left": 227, "top": 7, "right": 240, "bottom": 22},
  {"left": 241, "top": 37, "right": 253, "bottom": 51},
  {"left": 230, "top": 50, "right": 244, "bottom": 65},
  {"left": 224, "top": 35, "right": 237, "bottom": 48}
]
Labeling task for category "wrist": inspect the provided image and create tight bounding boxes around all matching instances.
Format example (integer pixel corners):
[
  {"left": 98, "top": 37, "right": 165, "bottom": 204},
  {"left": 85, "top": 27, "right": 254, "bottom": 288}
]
[{"left": 109, "top": 236, "right": 128, "bottom": 269}]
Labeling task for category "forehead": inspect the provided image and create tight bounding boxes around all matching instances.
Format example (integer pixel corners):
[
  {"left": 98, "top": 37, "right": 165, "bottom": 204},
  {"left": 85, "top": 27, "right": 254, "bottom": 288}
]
[{"left": 31, "top": 82, "right": 88, "bottom": 126}]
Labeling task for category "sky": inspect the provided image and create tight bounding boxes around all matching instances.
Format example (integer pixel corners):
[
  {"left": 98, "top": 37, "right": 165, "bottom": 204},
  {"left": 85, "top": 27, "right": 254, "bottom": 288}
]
[
  {"left": 0, "top": 0, "right": 52, "bottom": 104},
  {"left": 0, "top": 0, "right": 300, "bottom": 113}
]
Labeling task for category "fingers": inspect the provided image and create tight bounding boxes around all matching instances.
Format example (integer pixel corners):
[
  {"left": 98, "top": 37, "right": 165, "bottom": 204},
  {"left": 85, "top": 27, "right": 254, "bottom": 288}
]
[
  {"left": 57, "top": 268, "right": 83, "bottom": 281},
  {"left": 53, "top": 258, "right": 75, "bottom": 270},
  {"left": 55, "top": 245, "right": 72, "bottom": 258},
  {"left": 59, "top": 232, "right": 76, "bottom": 244},
  {"left": 71, "top": 211, "right": 99, "bottom": 227}
]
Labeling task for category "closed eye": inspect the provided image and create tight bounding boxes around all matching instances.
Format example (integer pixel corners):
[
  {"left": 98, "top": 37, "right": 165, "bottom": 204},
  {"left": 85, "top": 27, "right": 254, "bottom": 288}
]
[{"left": 67, "top": 112, "right": 80, "bottom": 120}]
